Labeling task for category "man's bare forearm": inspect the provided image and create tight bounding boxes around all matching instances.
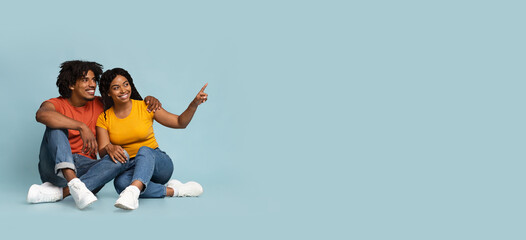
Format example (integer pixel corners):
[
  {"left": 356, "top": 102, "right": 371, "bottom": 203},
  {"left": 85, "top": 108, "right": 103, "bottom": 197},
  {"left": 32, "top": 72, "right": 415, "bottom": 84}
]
[{"left": 36, "top": 110, "right": 86, "bottom": 131}]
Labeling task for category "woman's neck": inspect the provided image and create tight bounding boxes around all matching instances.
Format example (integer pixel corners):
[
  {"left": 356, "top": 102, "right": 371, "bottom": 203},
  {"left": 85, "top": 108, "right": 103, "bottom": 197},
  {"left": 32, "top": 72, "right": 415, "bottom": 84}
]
[{"left": 113, "top": 100, "right": 133, "bottom": 119}]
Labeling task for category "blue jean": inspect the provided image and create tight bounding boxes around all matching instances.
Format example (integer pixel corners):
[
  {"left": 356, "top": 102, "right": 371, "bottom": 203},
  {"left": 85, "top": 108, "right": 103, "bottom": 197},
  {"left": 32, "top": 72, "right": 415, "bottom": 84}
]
[
  {"left": 38, "top": 128, "right": 126, "bottom": 193},
  {"left": 114, "top": 146, "right": 173, "bottom": 198}
]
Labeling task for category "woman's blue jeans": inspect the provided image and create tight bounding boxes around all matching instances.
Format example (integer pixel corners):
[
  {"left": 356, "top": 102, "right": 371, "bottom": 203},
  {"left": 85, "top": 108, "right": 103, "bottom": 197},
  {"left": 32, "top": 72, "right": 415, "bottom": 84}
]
[
  {"left": 114, "top": 146, "right": 174, "bottom": 198},
  {"left": 38, "top": 128, "right": 126, "bottom": 193}
]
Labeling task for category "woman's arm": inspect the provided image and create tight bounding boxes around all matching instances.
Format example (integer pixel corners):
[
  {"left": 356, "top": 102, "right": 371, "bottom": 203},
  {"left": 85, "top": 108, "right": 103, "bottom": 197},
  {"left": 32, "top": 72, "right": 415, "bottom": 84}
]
[
  {"left": 154, "top": 83, "right": 208, "bottom": 129},
  {"left": 96, "top": 126, "right": 128, "bottom": 163}
]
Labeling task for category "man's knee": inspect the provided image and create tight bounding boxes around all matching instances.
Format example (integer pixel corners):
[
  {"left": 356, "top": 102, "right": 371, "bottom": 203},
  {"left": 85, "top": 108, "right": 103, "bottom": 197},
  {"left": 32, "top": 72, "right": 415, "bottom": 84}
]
[
  {"left": 42, "top": 128, "right": 70, "bottom": 151},
  {"left": 44, "top": 128, "right": 68, "bottom": 139}
]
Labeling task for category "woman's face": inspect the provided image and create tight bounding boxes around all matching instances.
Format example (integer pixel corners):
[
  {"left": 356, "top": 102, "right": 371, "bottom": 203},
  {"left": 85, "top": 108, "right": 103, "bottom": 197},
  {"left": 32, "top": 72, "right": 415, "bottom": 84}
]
[{"left": 108, "top": 75, "right": 132, "bottom": 104}]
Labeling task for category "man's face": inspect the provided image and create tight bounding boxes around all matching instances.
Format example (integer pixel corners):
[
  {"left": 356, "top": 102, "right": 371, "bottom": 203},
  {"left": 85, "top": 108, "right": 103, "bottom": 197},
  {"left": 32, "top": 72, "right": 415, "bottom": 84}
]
[{"left": 70, "top": 70, "right": 97, "bottom": 101}]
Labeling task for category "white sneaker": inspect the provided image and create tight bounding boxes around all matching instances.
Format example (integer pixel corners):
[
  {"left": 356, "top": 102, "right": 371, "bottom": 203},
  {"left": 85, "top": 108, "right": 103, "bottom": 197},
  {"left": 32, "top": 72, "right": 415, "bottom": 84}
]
[
  {"left": 27, "top": 182, "right": 63, "bottom": 203},
  {"left": 167, "top": 179, "right": 203, "bottom": 197},
  {"left": 114, "top": 186, "right": 140, "bottom": 210},
  {"left": 68, "top": 178, "right": 97, "bottom": 209}
]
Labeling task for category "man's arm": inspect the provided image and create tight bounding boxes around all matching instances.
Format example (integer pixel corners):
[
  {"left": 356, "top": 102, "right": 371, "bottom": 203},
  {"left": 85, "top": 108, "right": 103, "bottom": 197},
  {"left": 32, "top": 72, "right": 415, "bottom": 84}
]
[
  {"left": 35, "top": 101, "right": 97, "bottom": 156},
  {"left": 36, "top": 101, "right": 85, "bottom": 129},
  {"left": 144, "top": 96, "right": 162, "bottom": 113}
]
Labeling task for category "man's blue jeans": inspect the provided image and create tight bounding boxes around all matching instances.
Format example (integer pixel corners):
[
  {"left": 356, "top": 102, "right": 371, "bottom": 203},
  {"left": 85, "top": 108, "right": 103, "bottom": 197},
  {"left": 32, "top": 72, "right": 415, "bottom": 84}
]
[
  {"left": 38, "top": 128, "right": 126, "bottom": 193},
  {"left": 114, "top": 146, "right": 173, "bottom": 198}
]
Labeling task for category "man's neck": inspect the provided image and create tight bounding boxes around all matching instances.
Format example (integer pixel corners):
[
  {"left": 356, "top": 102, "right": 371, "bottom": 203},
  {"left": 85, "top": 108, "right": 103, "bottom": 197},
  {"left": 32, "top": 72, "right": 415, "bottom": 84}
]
[{"left": 67, "top": 95, "right": 88, "bottom": 107}]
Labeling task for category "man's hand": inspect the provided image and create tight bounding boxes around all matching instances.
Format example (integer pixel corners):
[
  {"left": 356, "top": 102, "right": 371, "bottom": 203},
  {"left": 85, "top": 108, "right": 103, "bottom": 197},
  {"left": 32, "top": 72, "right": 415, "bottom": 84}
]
[
  {"left": 192, "top": 83, "right": 208, "bottom": 106},
  {"left": 144, "top": 96, "right": 162, "bottom": 113},
  {"left": 79, "top": 124, "right": 97, "bottom": 156},
  {"left": 104, "top": 144, "right": 128, "bottom": 163}
]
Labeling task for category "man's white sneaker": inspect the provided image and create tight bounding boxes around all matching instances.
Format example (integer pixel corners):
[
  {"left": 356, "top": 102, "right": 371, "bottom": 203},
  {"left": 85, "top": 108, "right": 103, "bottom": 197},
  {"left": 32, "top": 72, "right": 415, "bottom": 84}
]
[
  {"left": 68, "top": 178, "right": 97, "bottom": 209},
  {"left": 114, "top": 186, "right": 140, "bottom": 210},
  {"left": 27, "top": 182, "right": 63, "bottom": 203},
  {"left": 167, "top": 179, "right": 203, "bottom": 197}
]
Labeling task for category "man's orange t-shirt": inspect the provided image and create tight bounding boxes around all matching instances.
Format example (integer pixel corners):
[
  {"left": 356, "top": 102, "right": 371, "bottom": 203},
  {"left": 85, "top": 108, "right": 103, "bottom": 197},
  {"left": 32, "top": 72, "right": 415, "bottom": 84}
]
[{"left": 46, "top": 97, "right": 104, "bottom": 159}]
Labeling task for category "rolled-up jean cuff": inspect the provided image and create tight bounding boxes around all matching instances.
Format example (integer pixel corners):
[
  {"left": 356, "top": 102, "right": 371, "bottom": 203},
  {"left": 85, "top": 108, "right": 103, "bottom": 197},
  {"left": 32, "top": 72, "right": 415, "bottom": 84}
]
[{"left": 55, "top": 162, "right": 76, "bottom": 178}]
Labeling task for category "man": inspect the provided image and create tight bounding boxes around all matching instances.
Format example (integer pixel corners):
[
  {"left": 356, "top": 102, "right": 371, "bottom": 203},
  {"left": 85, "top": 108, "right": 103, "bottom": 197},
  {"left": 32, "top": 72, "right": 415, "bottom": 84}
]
[{"left": 27, "top": 60, "right": 162, "bottom": 209}]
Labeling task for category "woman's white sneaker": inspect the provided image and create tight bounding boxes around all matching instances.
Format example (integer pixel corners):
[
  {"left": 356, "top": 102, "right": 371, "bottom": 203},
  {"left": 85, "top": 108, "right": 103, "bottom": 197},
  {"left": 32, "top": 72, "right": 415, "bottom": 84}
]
[
  {"left": 114, "top": 186, "right": 140, "bottom": 210},
  {"left": 167, "top": 179, "right": 203, "bottom": 197}
]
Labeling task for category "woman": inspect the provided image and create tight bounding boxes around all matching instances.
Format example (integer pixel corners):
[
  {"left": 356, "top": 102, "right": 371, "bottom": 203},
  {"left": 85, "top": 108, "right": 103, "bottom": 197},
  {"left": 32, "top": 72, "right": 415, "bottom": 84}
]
[{"left": 96, "top": 68, "right": 207, "bottom": 210}]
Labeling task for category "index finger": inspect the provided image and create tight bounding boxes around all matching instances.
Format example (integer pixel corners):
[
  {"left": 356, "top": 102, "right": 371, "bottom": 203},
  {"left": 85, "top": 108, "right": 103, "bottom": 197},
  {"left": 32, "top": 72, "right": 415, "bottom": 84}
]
[{"left": 200, "top": 83, "right": 208, "bottom": 92}]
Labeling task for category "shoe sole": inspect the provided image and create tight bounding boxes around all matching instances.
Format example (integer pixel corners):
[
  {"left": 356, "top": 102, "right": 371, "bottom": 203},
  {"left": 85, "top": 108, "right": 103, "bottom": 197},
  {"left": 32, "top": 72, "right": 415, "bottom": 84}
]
[
  {"left": 114, "top": 201, "right": 137, "bottom": 210},
  {"left": 77, "top": 196, "right": 97, "bottom": 209}
]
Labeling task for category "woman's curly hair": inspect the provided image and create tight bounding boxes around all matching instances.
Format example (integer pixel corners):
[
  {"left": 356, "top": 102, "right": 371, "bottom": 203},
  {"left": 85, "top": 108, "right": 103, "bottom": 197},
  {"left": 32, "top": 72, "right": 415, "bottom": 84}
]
[
  {"left": 99, "top": 68, "right": 143, "bottom": 118},
  {"left": 56, "top": 60, "right": 103, "bottom": 98}
]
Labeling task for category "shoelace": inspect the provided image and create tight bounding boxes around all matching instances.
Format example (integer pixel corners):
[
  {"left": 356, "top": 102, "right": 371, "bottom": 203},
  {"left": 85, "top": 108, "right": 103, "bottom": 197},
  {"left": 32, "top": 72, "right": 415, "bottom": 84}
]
[
  {"left": 70, "top": 182, "right": 89, "bottom": 196},
  {"left": 70, "top": 184, "right": 81, "bottom": 191}
]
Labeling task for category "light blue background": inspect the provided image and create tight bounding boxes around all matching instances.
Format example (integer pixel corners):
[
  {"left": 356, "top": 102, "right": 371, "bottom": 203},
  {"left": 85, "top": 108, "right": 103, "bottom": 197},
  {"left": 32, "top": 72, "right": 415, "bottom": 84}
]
[{"left": 0, "top": 0, "right": 524, "bottom": 239}]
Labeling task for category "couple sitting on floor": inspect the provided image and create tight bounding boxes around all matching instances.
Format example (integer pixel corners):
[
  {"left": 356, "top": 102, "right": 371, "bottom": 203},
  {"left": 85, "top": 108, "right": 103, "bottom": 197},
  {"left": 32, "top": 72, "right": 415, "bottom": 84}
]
[{"left": 27, "top": 60, "right": 208, "bottom": 210}]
